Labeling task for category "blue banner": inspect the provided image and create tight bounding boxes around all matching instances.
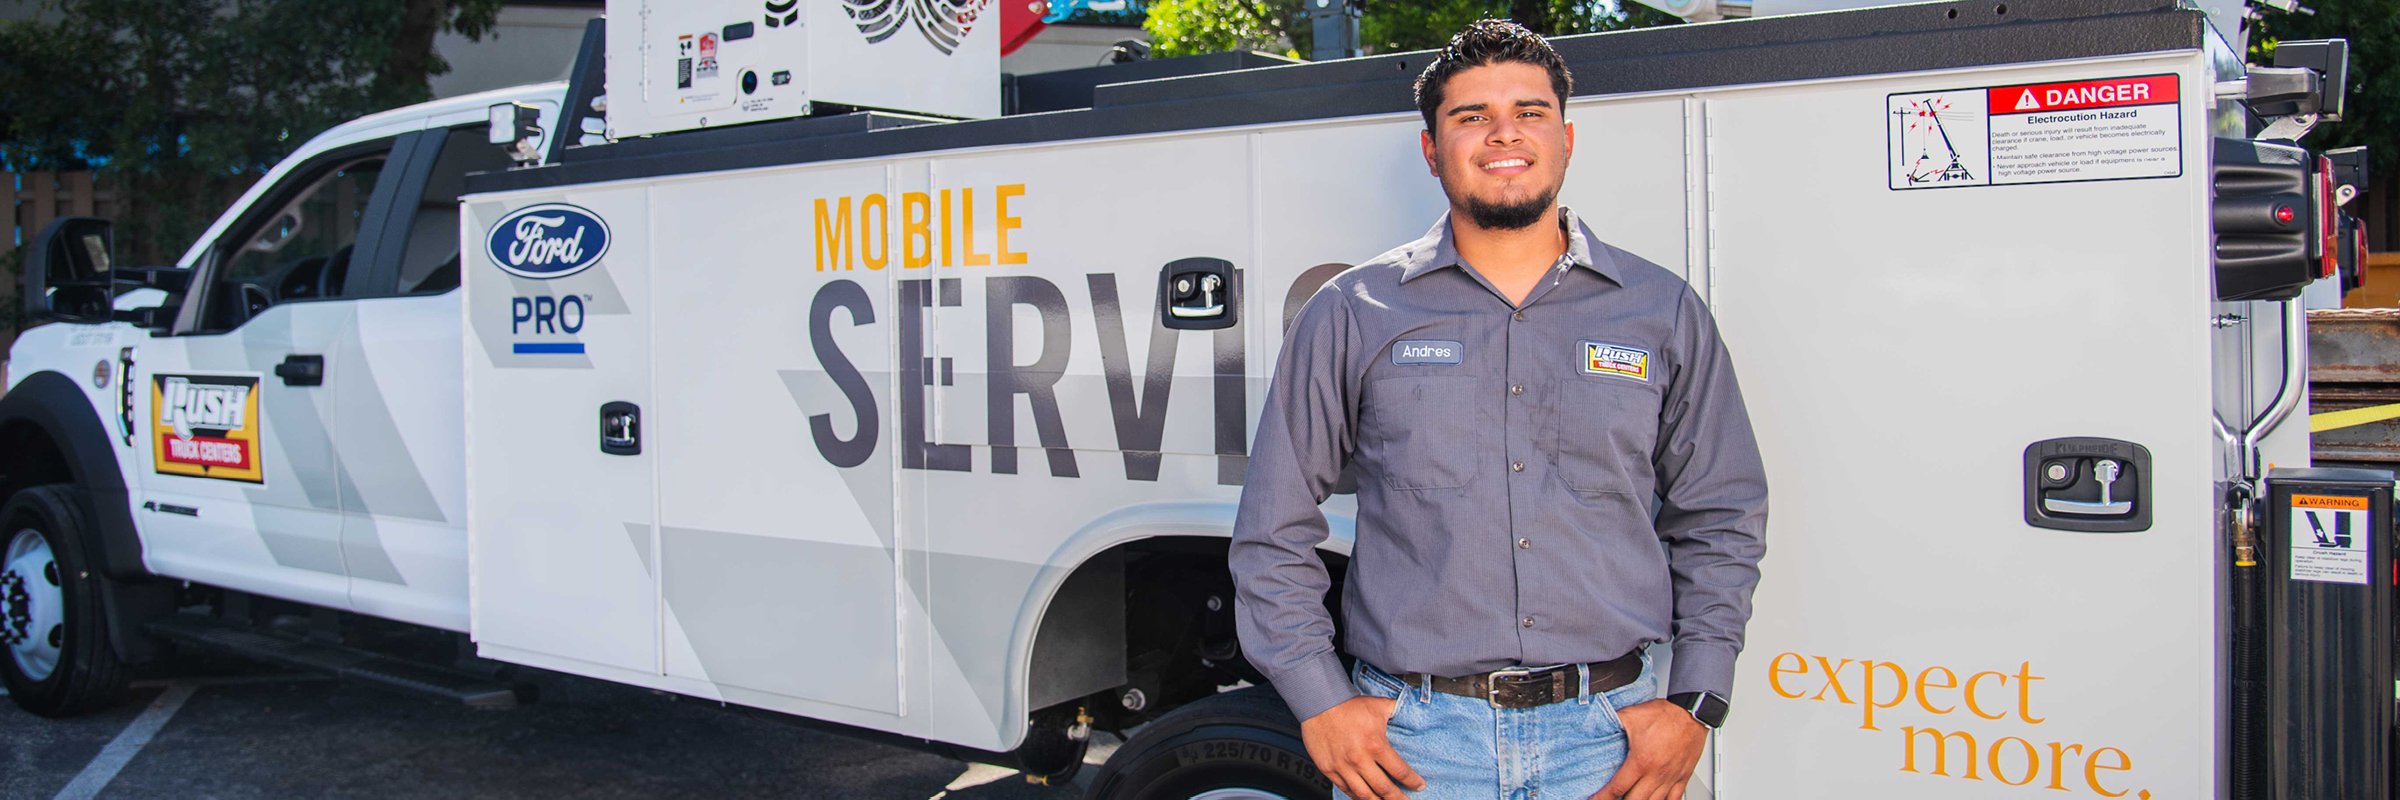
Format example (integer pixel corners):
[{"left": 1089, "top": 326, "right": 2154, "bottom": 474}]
[{"left": 1045, "top": 0, "right": 1143, "bottom": 23}]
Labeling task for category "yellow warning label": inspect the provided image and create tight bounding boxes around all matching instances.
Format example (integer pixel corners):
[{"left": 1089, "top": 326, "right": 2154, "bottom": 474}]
[{"left": 2292, "top": 494, "right": 2370, "bottom": 511}]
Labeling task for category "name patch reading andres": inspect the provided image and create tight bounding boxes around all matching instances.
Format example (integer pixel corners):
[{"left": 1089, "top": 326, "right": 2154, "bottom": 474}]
[{"left": 1392, "top": 340, "right": 1464, "bottom": 366}]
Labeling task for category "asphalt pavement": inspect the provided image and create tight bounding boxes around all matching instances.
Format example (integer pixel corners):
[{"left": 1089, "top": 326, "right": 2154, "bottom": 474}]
[{"left": 1, "top": 652, "right": 1107, "bottom": 799}]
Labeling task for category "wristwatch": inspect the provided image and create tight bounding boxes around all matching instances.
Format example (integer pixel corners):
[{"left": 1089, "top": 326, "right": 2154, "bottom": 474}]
[{"left": 1668, "top": 691, "right": 1730, "bottom": 729}]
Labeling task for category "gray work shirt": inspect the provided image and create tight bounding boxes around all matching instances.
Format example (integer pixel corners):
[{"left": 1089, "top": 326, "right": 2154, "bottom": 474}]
[{"left": 1231, "top": 208, "right": 1768, "bottom": 722}]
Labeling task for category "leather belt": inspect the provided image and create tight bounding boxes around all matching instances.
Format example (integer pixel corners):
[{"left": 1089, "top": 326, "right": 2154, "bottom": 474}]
[{"left": 1391, "top": 651, "right": 1642, "bottom": 709}]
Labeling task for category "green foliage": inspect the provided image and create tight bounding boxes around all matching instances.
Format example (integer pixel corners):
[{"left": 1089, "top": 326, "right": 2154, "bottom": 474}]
[
  {"left": 0, "top": 0, "right": 503, "bottom": 263},
  {"left": 1142, "top": 0, "right": 1677, "bottom": 59},
  {"left": 2250, "top": 0, "right": 2400, "bottom": 175},
  {"left": 1141, "top": 0, "right": 1295, "bottom": 58}
]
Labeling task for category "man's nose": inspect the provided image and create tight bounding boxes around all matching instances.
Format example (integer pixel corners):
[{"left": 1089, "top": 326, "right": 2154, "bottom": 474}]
[{"left": 1486, "top": 117, "right": 1523, "bottom": 146}]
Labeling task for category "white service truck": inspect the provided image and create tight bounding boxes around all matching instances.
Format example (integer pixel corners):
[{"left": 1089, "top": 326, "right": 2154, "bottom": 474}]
[{"left": 3, "top": 0, "right": 2387, "bottom": 797}]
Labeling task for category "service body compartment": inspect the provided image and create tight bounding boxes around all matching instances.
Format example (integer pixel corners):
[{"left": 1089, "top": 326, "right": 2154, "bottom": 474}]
[
  {"left": 465, "top": 188, "right": 660, "bottom": 677},
  {"left": 1713, "top": 53, "right": 2225, "bottom": 799}
]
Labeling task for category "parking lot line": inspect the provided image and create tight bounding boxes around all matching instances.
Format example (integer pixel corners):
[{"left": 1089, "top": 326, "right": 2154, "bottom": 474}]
[{"left": 53, "top": 683, "right": 197, "bottom": 800}]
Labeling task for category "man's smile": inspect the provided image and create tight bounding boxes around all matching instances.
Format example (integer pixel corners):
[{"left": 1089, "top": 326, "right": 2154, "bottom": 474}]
[{"left": 1480, "top": 156, "right": 1532, "bottom": 175}]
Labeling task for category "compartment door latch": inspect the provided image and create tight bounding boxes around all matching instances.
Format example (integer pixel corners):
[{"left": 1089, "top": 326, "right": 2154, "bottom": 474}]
[
  {"left": 601, "top": 401, "right": 641, "bottom": 456},
  {"left": 2023, "top": 437, "right": 2152, "bottom": 533},
  {"left": 1158, "top": 257, "right": 1238, "bottom": 331}
]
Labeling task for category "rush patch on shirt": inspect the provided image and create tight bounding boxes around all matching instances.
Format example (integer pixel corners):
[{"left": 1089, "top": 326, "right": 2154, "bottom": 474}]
[
  {"left": 1392, "top": 340, "right": 1464, "bottom": 365},
  {"left": 1582, "top": 341, "right": 1650, "bottom": 382}
]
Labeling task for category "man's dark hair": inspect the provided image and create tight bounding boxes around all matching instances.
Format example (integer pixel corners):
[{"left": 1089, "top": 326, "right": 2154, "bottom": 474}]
[{"left": 1413, "top": 19, "right": 1574, "bottom": 132}]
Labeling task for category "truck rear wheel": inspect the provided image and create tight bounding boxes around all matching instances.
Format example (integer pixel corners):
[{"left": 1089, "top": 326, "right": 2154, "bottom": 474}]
[
  {"left": 0, "top": 485, "right": 129, "bottom": 717},
  {"left": 1086, "top": 686, "right": 1331, "bottom": 800}
]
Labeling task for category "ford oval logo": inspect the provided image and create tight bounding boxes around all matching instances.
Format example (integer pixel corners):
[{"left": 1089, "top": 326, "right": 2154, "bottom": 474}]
[{"left": 488, "top": 203, "right": 610, "bottom": 280}]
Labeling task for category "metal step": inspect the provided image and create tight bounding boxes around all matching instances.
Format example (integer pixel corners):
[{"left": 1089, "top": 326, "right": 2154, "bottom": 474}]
[{"left": 146, "top": 614, "right": 530, "bottom": 709}]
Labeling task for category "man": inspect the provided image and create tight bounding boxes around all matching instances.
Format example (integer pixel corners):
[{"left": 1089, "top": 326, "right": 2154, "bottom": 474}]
[{"left": 1229, "top": 19, "right": 1769, "bottom": 800}]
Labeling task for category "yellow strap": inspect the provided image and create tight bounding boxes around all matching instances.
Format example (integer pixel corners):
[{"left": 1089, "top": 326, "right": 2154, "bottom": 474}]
[{"left": 2309, "top": 402, "right": 2400, "bottom": 433}]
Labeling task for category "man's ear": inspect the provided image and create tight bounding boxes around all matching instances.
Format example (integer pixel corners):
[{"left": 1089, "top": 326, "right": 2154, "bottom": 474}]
[
  {"left": 1563, "top": 117, "right": 1576, "bottom": 163},
  {"left": 1421, "top": 128, "right": 1438, "bottom": 176}
]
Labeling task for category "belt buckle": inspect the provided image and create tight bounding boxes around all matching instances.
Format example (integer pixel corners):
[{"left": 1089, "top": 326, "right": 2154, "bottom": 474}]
[{"left": 1485, "top": 667, "right": 1536, "bottom": 708}]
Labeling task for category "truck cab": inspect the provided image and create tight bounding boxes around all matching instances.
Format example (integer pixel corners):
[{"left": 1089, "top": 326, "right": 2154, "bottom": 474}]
[{"left": 2, "top": 85, "right": 563, "bottom": 715}]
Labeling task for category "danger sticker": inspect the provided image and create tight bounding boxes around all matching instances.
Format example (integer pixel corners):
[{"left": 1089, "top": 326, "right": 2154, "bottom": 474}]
[
  {"left": 1989, "top": 75, "right": 2178, "bottom": 114},
  {"left": 1889, "top": 74, "right": 2182, "bottom": 190}
]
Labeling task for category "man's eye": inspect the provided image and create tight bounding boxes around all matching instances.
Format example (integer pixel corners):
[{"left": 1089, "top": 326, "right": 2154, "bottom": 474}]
[{"left": 1461, "top": 115, "right": 1486, "bottom": 123}]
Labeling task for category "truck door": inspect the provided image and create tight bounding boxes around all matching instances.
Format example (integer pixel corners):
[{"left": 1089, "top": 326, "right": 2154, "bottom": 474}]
[
  {"left": 136, "top": 135, "right": 415, "bottom": 610},
  {"left": 328, "top": 125, "right": 514, "bottom": 631}
]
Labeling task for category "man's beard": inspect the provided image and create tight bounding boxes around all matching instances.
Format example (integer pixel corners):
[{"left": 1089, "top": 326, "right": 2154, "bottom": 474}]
[{"left": 1460, "top": 187, "right": 1557, "bottom": 230}]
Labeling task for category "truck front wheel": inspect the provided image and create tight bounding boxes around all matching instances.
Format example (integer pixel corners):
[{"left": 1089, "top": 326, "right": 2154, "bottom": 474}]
[
  {"left": 0, "top": 485, "right": 129, "bottom": 717},
  {"left": 1086, "top": 686, "right": 1331, "bottom": 800}
]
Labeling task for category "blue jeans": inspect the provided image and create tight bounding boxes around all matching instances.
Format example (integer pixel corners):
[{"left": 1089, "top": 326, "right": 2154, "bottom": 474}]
[{"left": 1344, "top": 653, "right": 1657, "bottom": 800}]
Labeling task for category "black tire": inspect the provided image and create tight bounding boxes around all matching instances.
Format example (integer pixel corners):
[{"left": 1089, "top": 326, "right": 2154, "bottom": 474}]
[
  {"left": 0, "top": 485, "right": 129, "bottom": 717},
  {"left": 1086, "top": 686, "right": 1332, "bottom": 800}
]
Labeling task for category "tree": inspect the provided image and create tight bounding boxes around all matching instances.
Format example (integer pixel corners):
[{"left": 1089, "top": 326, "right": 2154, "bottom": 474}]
[
  {"left": 0, "top": 0, "right": 504, "bottom": 265},
  {"left": 2250, "top": 0, "right": 2399, "bottom": 176},
  {"left": 1142, "top": 0, "right": 1679, "bottom": 60}
]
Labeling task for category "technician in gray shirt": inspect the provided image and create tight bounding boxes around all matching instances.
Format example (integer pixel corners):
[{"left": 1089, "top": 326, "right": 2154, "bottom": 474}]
[{"left": 1231, "top": 20, "right": 1768, "bottom": 800}]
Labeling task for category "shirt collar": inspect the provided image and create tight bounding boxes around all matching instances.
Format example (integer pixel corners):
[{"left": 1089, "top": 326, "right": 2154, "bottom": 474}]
[{"left": 1396, "top": 206, "right": 1624, "bottom": 286}]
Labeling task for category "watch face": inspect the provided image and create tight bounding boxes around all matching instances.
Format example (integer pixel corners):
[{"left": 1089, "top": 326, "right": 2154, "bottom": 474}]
[
  {"left": 1693, "top": 692, "right": 1730, "bottom": 728},
  {"left": 1677, "top": 692, "right": 1730, "bottom": 728}
]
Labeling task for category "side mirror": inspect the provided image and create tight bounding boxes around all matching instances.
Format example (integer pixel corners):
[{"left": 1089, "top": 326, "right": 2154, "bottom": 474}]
[
  {"left": 110, "top": 266, "right": 192, "bottom": 332},
  {"left": 22, "top": 217, "right": 115, "bottom": 324}
]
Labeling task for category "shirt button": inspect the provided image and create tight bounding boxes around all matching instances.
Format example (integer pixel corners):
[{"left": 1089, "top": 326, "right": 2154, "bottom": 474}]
[
  {"left": 1518, "top": 538, "right": 1531, "bottom": 549},
  {"left": 1512, "top": 312, "right": 1526, "bottom": 322},
  {"left": 1509, "top": 384, "right": 1524, "bottom": 396},
  {"left": 1511, "top": 461, "right": 1525, "bottom": 473},
  {"left": 1522, "top": 616, "right": 1536, "bottom": 628}
]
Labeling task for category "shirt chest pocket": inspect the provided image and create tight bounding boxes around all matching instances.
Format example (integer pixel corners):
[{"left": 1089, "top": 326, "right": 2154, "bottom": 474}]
[
  {"left": 1548, "top": 378, "right": 1662, "bottom": 496},
  {"left": 1363, "top": 375, "right": 1486, "bottom": 491}
]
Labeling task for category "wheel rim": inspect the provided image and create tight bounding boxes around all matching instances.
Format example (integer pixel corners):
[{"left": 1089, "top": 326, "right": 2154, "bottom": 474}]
[
  {"left": 1188, "top": 791, "right": 1293, "bottom": 800},
  {"left": 2, "top": 527, "right": 63, "bottom": 682}
]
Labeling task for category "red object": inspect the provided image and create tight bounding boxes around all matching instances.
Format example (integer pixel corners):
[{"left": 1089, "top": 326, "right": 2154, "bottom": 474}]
[
  {"left": 1985, "top": 75, "right": 2179, "bottom": 115},
  {"left": 2318, "top": 155, "right": 2339, "bottom": 280},
  {"left": 161, "top": 435, "right": 254, "bottom": 470},
  {"left": 2277, "top": 206, "right": 2295, "bottom": 224},
  {"left": 1000, "top": 0, "right": 1048, "bottom": 56}
]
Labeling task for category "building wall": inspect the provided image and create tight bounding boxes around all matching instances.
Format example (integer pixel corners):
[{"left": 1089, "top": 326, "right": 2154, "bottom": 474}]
[{"left": 430, "top": 3, "right": 602, "bottom": 99}]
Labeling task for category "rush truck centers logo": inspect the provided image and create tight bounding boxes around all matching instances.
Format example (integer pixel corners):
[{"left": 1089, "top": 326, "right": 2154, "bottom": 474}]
[
  {"left": 1583, "top": 341, "right": 1651, "bottom": 382},
  {"left": 152, "top": 374, "right": 265, "bottom": 483}
]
